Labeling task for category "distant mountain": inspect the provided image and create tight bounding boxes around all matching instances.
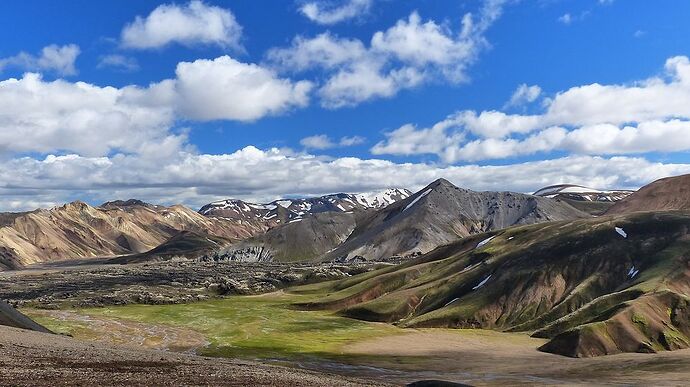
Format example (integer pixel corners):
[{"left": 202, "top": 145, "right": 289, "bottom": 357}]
[
  {"left": 606, "top": 174, "right": 690, "bottom": 215},
  {"left": 0, "top": 200, "right": 262, "bottom": 269},
  {"left": 320, "top": 178, "right": 590, "bottom": 262},
  {"left": 198, "top": 189, "right": 411, "bottom": 225},
  {"left": 295, "top": 211, "right": 690, "bottom": 358},
  {"left": 533, "top": 184, "right": 634, "bottom": 216},
  {"left": 213, "top": 178, "right": 589, "bottom": 263},
  {"left": 204, "top": 188, "right": 413, "bottom": 263},
  {"left": 533, "top": 184, "right": 633, "bottom": 202}
]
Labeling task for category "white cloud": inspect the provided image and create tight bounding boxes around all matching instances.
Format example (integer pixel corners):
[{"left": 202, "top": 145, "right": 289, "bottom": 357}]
[
  {"left": 1, "top": 147, "right": 688, "bottom": 211},
  {"left": 372, "top": 56, "right": 690, "bottom": 162},
  {"left": 0, "top": 55, "right": 312, "bottom": 156},
  {"left": 0, "top": 73, "right": 176, "bottom": 157},
  {"left": 269, "top": 1, "right": 508, "bottom": 107},
  {"left": 175, "top": 56, "right": 312, "bottom": 122},
  {"left": 121, "top": 0, "right": 242, "bottom": 50},
  {"left": 505, "top": 84, "right": 542, "bottom": 108},
  {"left": 558, "top": 13, "right": 572, "bottom": 25},
  {"left": 97, "top": 54, "right": 140, "bottom": 72},
  {"left": 301, "top": 134, "right": 366, "bottom": 149},
  {"left": 0, "top": 44, "right": 80, "bottom": 76},
  {"left": 301, "top": 134, "right": 335, "bottom": 149},
  {"left": 339, "top": 135, "right": 366, "bottom": 146},
  {"left": 300, "top": 0, "right": 373, "bottom": 25}
]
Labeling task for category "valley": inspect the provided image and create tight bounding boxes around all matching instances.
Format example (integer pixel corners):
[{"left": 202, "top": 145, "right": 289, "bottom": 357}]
[
  {"left": 2, "top": 175, "right": 690, "bottom": 386},
  {"left": 13, "top": 284, "right": 690, "bottom": 386}
]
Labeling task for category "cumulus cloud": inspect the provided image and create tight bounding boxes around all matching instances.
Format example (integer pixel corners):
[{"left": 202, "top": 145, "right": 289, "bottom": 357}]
[
  {"left": 0, "top": 44, "right": 80, "bottom": 76},
  {"left": 373, "top": 56, "right": 690, "bottom": 162},
  {"left": 1, "top": 147, "right": 688, "bottom": 211},
  {"left": 269, "top": 1, "right": 508, "bottom": 107},
  {"left": 0, "top": 55, "right": 311, "bottom": 156},
  {"left": 175, "top": 56, "right": 313, "bottom": 121},
  {"left": 121, "top": 0, "right": 242, "bottom": 50},
  {"left": 0, "top": 73, "right": 177, "bottom": 157},
  {"left": 97, "top": 54, "right": 140, "bottom": 72},
  {"left": 300, "top": 134, "right": 366, "bottom": 149},
  {"left": 300, "top": 0, "right": 373, "bottom": 25}
]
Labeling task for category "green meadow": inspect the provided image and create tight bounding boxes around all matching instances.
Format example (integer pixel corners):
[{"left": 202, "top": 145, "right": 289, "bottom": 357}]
[{"left": 25, "top": 291, "right": 401, "bottom": 360}]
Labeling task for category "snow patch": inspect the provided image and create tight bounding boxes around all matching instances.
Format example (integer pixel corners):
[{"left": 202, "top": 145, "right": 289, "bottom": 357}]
[
  {"left": 476, "top": 236, "right": 495, "bottom": 248},
  {"left": 472, "top": 274, "right": 492, "bottom": 290},
  {"left": 615, "top": 227, "right": 627, "bottom": 238},
  {"left": 403, "top": 189, "right": 432, "bottom": 212},
  {"left": 276, "top": 200, "right": 292, "bottom": 208},
  {"left": 444, "top": 298, "right": 460, "bottom": 307},
  {"left": 628, "top": 266, "right": 640, "bottom": 278}
]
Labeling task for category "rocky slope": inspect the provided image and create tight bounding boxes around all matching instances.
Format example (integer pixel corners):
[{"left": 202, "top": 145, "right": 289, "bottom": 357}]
[
  {"left": 319, "top": 178, "right": 590, "bottom": 262},
  {"left": 211, "top": 212, "right": 359, "bottom": 262},
  {"left": 0, "top": 200, "right": 262, "bottom": 269},
  {"left": 606, "top": 174, "right": 690, "bottom": 214},
  {"left": 293, "top": 211, "right": 690, "bottom": 358}
]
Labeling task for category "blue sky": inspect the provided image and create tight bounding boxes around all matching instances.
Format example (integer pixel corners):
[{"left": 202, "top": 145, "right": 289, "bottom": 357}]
[{"left": 1, "top": 0, "right": 690, "bottom": 210}]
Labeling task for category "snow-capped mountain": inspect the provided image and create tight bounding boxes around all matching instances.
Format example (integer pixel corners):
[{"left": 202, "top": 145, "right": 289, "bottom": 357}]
[
  {"left": 198, "top": 189, "right": 411, "bottom": 227},
  {"left": 533, "top": 184, "right": 633, "bottom": 202}
]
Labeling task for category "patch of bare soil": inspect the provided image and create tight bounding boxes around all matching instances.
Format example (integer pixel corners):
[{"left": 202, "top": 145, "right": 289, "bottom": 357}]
[{"left": 341, "top": 329, "right": 690, "bottom": 386}]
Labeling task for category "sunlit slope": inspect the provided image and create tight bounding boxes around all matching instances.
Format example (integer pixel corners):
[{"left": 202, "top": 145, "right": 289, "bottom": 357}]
[{"left": 292, "top": 211, "right": 690, "bottom": 357}]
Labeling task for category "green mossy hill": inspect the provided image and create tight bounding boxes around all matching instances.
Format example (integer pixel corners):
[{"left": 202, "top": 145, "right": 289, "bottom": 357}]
[{"left": 289, "top": 211, "right": 690, "bottom": 357}]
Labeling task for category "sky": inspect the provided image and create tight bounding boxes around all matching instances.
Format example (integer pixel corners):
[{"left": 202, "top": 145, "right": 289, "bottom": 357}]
[{"left": 1, "top": 0, "right": 690, "bottom": 211}]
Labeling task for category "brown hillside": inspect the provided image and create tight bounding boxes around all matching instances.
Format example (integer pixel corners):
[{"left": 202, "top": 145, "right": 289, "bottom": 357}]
[{"left": 606, "top": 174, "right": 690, "bottom": 214}]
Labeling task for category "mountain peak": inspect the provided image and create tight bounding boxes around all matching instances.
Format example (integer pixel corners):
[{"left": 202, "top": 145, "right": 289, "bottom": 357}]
[{"left": 426, "top": 178, "right": 464, "bottom": 192}]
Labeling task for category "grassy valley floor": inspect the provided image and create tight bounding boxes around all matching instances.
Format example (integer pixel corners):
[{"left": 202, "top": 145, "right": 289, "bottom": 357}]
[{"left": 23, "top": 291, "right": 690, "bottom": 386}]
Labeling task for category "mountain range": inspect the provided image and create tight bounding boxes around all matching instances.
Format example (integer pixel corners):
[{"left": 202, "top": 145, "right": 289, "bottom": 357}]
[
  {"left": 215, "top": 178, "right": 590, "bottom": 263},
  {"left": 0, "top": 189, "right": 410, "bottom": 269}
]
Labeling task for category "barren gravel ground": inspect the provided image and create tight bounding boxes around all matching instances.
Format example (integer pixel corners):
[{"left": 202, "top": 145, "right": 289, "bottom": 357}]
[{"left": 0, "top": 325, "right": 390, "bottom": 386}]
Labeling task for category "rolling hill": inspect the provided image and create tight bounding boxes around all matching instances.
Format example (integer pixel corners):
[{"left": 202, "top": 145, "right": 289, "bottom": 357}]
[{"left": 291, "top": 210, "right": 690, "bottom": 357}]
